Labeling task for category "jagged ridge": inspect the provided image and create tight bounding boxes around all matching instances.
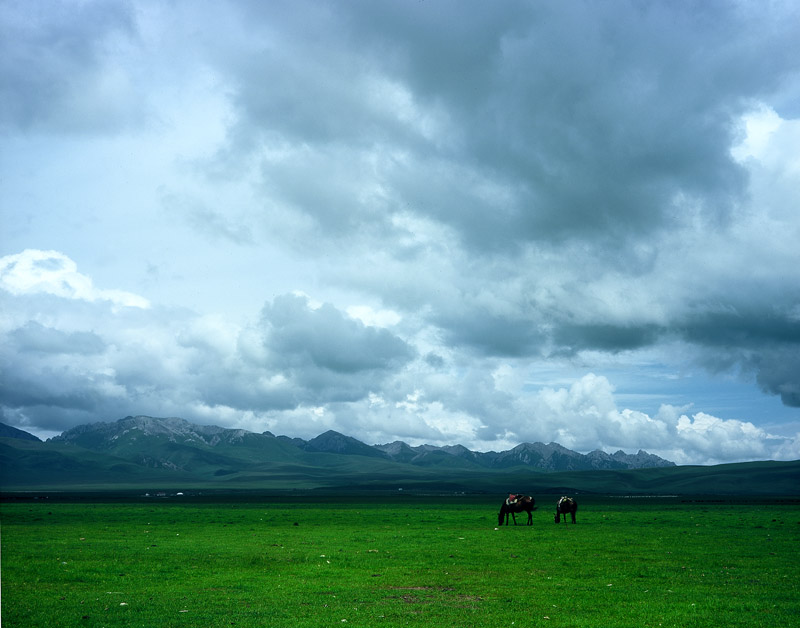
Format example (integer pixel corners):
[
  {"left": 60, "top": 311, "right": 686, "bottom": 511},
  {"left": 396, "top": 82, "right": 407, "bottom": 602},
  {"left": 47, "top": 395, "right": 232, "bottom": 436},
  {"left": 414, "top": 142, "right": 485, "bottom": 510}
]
[
  {"left": 44, "top": 416, "right": 674, "bottom": 471},
  {"left": 373, "top": 439, "right": 674, "bottom": 471}
]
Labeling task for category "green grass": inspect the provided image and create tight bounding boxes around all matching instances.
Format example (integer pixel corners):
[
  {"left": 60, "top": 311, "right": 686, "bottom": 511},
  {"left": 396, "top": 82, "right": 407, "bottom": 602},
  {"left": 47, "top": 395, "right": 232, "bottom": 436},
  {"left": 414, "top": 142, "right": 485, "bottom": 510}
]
[{"left": 2, "top": 495, "right": 798, "bottom": 627}]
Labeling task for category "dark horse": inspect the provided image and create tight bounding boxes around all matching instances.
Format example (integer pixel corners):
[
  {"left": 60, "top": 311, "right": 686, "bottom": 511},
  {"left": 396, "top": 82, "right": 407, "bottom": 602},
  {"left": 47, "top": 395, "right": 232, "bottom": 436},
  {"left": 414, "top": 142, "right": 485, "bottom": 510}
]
[
  {"left": 498, "top": 494, "right": 536, "bottom": 526},
  {"left": 554, "top": 496, "right": 577, "bottom": 524}
]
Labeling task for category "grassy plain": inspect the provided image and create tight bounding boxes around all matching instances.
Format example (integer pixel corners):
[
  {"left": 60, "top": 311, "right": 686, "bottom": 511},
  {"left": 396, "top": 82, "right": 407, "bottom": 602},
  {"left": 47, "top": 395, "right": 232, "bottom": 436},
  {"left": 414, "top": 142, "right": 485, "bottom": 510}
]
[{"left": 1, "top": 494, "right": 798, "bottom": 627}]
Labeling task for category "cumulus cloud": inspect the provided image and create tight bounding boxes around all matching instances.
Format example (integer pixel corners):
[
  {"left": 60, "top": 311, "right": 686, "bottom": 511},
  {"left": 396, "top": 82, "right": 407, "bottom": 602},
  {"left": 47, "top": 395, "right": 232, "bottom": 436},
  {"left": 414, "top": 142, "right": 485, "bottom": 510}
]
[
  {"left": 9, "top": 321, "right": 105, "bottom": 356},
  {"left": 0, "top": 260, "right": 413, "bottom": 437},
  {"left": 0, "top": 255, "right": 797, "bottom": 463},
  {"left": 261, "top": 293, "right": 413, "bottom": 375},
  {"left": 0, "top": 250, "right": 150, "bottom": 309},
  {"left": 471, "top": 373, "right": 798, "bottom": 465}
]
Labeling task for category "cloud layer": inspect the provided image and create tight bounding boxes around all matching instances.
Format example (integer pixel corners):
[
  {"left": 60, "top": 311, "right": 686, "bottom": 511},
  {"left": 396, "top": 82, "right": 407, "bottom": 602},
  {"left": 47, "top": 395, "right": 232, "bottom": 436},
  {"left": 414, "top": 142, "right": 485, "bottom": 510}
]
[{"left": 1, "top": 1, "right": 799, "bottom": 464}]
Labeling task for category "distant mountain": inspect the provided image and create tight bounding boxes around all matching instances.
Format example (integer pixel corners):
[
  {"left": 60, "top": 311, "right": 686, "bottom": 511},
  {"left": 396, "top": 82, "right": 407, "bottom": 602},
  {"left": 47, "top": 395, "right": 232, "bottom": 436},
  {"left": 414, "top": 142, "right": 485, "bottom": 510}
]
[
  {"left": 610, "top": 449, "right": 672, "bottom": 468},
  {"left": 0, "top": 422, "right": 41, "bottom": 442},
  {"left": 264, "top": 428, "right": 673, "bottom": 470},
  {"left": 48, "top": 415, "right": 305, "bottom": 476},
  {"left": 51, "top": 415, "right": 237, "bottom": 450},
  {"left": 373, "top": 439, "right": 674, "bottom": 471},
  {"left": 17, "top": 415, "right": 791, "bottom": 495},
  {"left": 33, "top": 415, "right": 676, "bottom": 473},
  {"left": 304, "top": 430, "right": 389, "bottom": 459}
]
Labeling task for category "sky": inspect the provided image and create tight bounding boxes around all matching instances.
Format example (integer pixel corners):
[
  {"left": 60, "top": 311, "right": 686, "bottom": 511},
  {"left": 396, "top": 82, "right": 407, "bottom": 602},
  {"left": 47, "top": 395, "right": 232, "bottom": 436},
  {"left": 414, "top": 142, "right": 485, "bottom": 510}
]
[{"left": 1, "top": 0, "right": 800, "bottom": 465}]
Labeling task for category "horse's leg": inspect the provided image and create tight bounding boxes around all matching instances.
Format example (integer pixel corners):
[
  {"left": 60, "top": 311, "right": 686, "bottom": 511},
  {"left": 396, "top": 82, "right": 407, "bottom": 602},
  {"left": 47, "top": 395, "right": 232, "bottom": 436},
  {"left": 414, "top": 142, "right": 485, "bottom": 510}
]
[
  {"left": 527, "top": 509, "right": 533, "bottom": 525},
  {"left": 511, "top": 511, "right": 517, "bottom": 525}
]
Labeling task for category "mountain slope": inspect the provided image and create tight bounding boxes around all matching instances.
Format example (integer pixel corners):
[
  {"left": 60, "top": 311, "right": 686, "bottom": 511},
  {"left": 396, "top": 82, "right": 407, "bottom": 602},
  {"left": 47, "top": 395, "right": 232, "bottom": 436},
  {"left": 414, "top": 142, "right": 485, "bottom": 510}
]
[
  {"left": 49, "top": 415, "right": 308, "bottom": 476},
  {"left": 0, "top": 423, "right": 41, "bottom": 442},
  {"left": 304, "top": 430, "right": 389, "bottom": 459},
  {"left": 0, "top": 438, "right": 195, "bottom": 487}
]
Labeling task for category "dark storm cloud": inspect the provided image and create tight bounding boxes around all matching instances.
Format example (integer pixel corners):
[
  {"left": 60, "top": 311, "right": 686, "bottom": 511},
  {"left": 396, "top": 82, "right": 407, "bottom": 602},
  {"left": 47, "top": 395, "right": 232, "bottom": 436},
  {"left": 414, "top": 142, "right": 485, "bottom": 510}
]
[
  {"left": 231, "top": 294, "right": 416, "bottom": 411},
  {"left": 261, "top": 293, "right": 413, "bottom": 375},
  {"left": 9, "top": 321, "right": 106, "bottom": 355},
  {"left": 0, "top": 360, "right": 107, "bottom": 413},
  {"left": 679, "top": 308, "right": 800, "bottom": 348},
  {"left": 753, "top": 348, "right": 800, "bottom": 408},
  {"left": 435, "top": 309, "right": 546, "bottom": 358},
  {"left": 374, "top": 0, "right": 794, "bottom": 240},
  {"left": 678, "top": 307, "right": 800, "bottom": 408},
  {"left": 221, "top": 1, "right": 796, "bottom": 252},
  {"left": 553, "top": 323, "right": 663, "bottom": 355}
]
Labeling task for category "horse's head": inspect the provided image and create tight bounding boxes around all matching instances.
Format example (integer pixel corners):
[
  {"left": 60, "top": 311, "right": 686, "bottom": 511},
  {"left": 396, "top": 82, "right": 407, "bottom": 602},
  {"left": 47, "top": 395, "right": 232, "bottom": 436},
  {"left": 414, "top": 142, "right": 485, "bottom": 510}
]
[
  {"left": 498, "top": 507, "right": 506, "bottom": 526},
  {"left": 554, "top": 512, "right": 561, "bottom": 523}
]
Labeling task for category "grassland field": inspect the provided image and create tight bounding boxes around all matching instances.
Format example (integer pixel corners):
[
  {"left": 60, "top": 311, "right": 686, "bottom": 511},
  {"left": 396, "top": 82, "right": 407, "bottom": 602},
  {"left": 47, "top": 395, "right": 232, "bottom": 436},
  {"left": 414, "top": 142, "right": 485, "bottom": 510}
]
[{"left": 1, "top": 493, "right": 798, "bottom": 627}]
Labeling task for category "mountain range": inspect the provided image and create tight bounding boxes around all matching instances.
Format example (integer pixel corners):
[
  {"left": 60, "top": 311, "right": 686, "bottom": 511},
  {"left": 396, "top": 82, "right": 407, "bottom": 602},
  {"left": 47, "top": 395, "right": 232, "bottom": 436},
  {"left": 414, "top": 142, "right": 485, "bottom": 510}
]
[
  {"left": 45, "top": 415, "right": 674, "bottom": 471},
  {"left": 2, "top": 416, "right": 799, "bottom": 495}
]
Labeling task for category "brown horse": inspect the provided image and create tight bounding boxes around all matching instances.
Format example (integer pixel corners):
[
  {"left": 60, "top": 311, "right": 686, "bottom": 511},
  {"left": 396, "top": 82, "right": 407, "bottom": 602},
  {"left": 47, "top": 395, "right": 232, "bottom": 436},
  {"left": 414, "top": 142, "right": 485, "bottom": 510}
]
[
  {"left": 554, "top": 496, "right": 577, "bottom": 524},
  {"left": 498, "top": 494, "right": 536, "bottom": 526}
]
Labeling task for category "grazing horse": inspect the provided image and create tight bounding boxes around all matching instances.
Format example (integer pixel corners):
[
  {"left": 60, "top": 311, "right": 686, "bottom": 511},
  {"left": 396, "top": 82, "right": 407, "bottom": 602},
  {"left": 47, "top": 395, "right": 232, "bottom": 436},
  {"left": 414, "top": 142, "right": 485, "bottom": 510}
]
[
  {"left": 554, "top": 496, "right": 577, "bottom": 524},
  {"left": 498, "top": 494, "right": 536, "bottom": 526}
]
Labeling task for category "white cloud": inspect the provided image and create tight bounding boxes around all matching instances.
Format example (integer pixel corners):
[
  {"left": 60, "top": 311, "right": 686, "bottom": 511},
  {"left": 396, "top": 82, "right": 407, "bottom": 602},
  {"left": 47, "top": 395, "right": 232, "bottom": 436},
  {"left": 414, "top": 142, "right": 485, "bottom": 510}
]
[
  {"left": 346, "top": 305, "right": 401, "bottom": 328},
  {"left": 1, "top": 260, "right": 795, "bottom": 462},
  {"left": 674, "top": 411, "right": 771, "bottom": 462},
  {"left": 450, "top": 373, "right": 797, "bottom": 465},
  {"left": 0, "top": 250, "right": 150, "bottom": 309},
  {"left": 731, "top": 104, "right": 783, "bottom": 162}
]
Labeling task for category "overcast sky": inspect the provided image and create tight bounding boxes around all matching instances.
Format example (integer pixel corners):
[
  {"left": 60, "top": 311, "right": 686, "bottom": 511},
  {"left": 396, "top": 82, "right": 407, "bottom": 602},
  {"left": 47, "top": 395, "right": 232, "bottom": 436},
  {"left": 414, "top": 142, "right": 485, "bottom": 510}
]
[{"left": 2, "top": 0, "right": 799, "bottom": 465}]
